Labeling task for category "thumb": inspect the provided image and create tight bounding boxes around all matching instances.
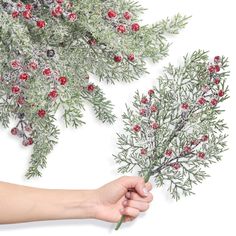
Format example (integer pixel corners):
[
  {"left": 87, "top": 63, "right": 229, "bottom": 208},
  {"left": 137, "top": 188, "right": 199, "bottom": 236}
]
[{"left": 119, "top": 176, "right": 149, "bottom": 197}]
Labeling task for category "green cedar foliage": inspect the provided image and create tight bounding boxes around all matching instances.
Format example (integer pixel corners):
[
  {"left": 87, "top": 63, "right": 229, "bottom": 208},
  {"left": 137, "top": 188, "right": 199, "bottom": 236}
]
[{"left": 0, "top": 0, "right": 188, "bottom": 178}]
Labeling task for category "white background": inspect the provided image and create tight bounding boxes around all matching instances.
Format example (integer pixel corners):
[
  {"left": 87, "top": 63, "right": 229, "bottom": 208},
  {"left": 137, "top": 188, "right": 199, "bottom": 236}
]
[{"left": 1, "top": 0, "right": 236, "bottom": 235}]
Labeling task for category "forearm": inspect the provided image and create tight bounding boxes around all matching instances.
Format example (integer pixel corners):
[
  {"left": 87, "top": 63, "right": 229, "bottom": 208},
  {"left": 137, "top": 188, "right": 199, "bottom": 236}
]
[{"left": 0, "top": 181, "right": 98, "bottom": 224}]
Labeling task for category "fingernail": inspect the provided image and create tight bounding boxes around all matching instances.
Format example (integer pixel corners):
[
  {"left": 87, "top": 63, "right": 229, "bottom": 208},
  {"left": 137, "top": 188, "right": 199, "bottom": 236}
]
[
  {"left": 143, "top": 187, "right": 149, "bottom": 196},
  {"left": 126, "top": 192, "right": 131, "bottom": 198},
  {"left": 120, "top": 208, "right": 125, "bottom": 213}
]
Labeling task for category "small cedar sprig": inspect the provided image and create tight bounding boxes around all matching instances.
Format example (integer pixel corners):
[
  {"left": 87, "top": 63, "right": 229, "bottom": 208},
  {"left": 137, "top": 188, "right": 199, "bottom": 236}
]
[{"left": 114, "top": 50, "right": 229, "bottom": 229}]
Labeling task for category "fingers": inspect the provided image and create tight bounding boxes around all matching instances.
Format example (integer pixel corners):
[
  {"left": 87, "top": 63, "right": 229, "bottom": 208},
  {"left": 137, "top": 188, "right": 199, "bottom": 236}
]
[
  {"left": 124, "top": 216, "right": 134, "bottom": 222},
  {"left": 117, "top": 176, "right": 154, "bottom": 223},
  {"left": 123, "top": 199, "right": 149, "bottom": 212},
  {"left": 120, "top": 207, "right": 139, "bottom": 218},
  {"left": 120, "top": 197, "right": 152, "bottom": 222},
  {"left": 145, "top": 182, "right": 152, "bottom": 192},
  {"left": 118, "top": 176, "right": 149, "bottom": 197},
  {"left": 125, "top": 191, "right": 153, "bottom": 203}
]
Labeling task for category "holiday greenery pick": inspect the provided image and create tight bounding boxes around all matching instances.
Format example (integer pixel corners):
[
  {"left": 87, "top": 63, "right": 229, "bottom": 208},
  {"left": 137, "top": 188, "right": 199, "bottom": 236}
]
[
  {"left": 0, "top": 0, "right": 189, "bottom": 178},
  {"left": 114, "top": 51, "right": 229, "bottom": 230}
]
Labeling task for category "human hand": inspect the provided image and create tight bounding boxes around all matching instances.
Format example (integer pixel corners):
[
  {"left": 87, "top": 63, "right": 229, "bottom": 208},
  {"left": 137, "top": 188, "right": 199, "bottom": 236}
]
[{"left": 94, "top": 176, "right": 153, "bottom": 223}]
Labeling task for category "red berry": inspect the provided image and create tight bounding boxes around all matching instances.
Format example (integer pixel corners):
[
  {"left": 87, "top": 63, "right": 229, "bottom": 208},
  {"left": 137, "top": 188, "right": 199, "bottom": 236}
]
[
  {"left": 181, "top": 102, "right": 189, "bottom": 111},
  {"left": 43, "top": 68, "right": 52, "bottom": 76},
  {"left": 11, "top": 127, "right": 19, "bottom": 135},
  {"left": 123, "top": 11, "right": 131, "bottom": 20},
  {"left": 140, "top": 148, "right": 147, "bottom": 156},
  {"left": 215, "top": 65, "right": 220, "bottom": 72},
  {"left": 28, "top": 61, "right": 38, "bottom": 70},
  {"left": 197, "top": 97, "right": 206, "bottom": 105},
  {"left": 51, "top": 10, "right": 57, "bottom": 17},
  {"left": 19, "top": 73, "right": 29, "bottom": 81},
  {"left": 22, "top": 10, "right": 32, "bottom": 19},
  {"left": 88, "top": 38, "right": 97, "bottom": 46},
  {"left": 151, "top": 122, "right": 159, "bottom": 129},
  {"left": 17, "top": 2, "right": 23, "bottom": 8},
  {"left": 22, "top": 139, "right": 29, "bottom": 146},
  {"left": 131, "top": 23, "right": 140, "bottom": 32},
  {"left": 87, "top": 84, "right": 95, "bottom": 92},
  {"left": 208, "top": 65, "right": 215, "bottom": 73},
  {"left": 218, "top": 89, "right": 224, "bottom": 97},
  {"left": 214, "top": 56, "right": 220, "bottom": 63},
  {"left": 10, "top": 60, "right": 21, "bottom": 69},
  {"left": 141, "top": 97, "right": 148, "bottom": 104},
  {"left": 107, "top": 9, "right": 117, "bottom": 18},
  {"left": 17, "top": 96, "right": 25, "bottom": 105},
  {"left": 68, "top": 12, "right": 77, "bottom": 22},
  {"left": 165, "top": 149, "right": 173, "bottom": 157},
  {"left": 139, "top": 108, "right": 146, "bottom": 116},
  {"left": 148, "top": 89, "right": 155, "bottom": 96},
  {"left": 37, "top": 109, "right": 46, "bottom": 118},
  {"left": 128, "top": 53, "right": 135, "bottom": 61},
  {"left": 184, "top": 146, "right": 191, "bottom": 153},
  {"left": 58, "top": 76, "right": 68, "bottom": 85},
  {"left": 191, "top": 139, "right": 200, "bottom": 146},
  {"left": 11, "top": 85, "right": 20, "bottom": 94},
  {"left": 197, "top": 152, "right": 205, "bottom": 159},
  {"left": 117, "top": 25, "right": 126, "bottom": 33},
  {"left": 36, "top": 20, "right": 46, "bottom": 28},
  {"left": 150, "top": 105, "right": 158, "bottom": 112},
  {"left": 210, "top": 98, "right": 218, "bottom": 106},
  {"left": 132, "top": 124, "right": 141, "bottom": 132},
  {"left": 214, "top": 77, "right": 220, "bottom": 85},
  {"left": 12, "top": 11, "right": 20, "bottom": 18},
  {"left": 171, "top": 162, "right": 181, "bottom": 170},
  {"left": 48, "top": 89, "right": 58, "bottom": 99},
  {"left": 114, "top": 55, "right": 122, "bottom": 62},
  {"left": 27, "top": 137, "right": 34, "bottom": 145},
  {"left": 54, "top": 5, "right": 63, "bottom": 16},
  {"left": 56, "top": 0, "right": 64, "bottom": 3},
  {"left": 201, "top": 135, "right": 209, "bottom": 142},
  {"left": 25, "top": 4, "right": 32, "bottom": 10}
]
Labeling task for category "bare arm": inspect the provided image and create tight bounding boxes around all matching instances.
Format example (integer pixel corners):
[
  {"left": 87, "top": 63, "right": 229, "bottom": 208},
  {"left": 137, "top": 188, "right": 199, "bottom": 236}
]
[{"left": 0, "top": 177, "right": 153, "bottom": 224}]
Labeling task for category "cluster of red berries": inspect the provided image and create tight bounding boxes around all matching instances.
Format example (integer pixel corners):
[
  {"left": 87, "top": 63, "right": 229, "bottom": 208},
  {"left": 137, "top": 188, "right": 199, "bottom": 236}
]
[
  {"left": 164, "top": 134, "right": 209, "bottom": 170},
  {"left": 9, "top": 57, "right": 68, "bottom": 119},
  {"left": 106, "top": 9, "right": 140, "bottom": 33},
  {"left": 10, "top": 113, "right": 34, "bottom": 147},
  {"left": 10, "top": 59, "right": 36, "bottom": 99},
  {"left": 180, "top": 56, "right": 225, "bottom": 112},
  {"left": 106, "top": 9, "right": 140, "bottom": 63},
  {"left": 132, "top": 89, "right": 159, "bottom": 136},
  {"left": 166, "top": 135, "right": 208, "bottom": 158},
  {"left": 113, "top": 50, "right": 136, "bottom": 64},
  {"left": 10, "top": 0, "right": 77, "bottom": 29},
  {"left": 36, "top": 82, "right": 96, "bottom": 120},
  {"left": 131, "top": 89, "right": 160, "bottom": 158},
  {"left": 208, "top": 56, "right": 221, "bottom": 74},
  {"left": 113, "top": 53, "right": 136, "bottom": 63},
  {"left": 130, "top": 85, "right": 212, "bottom": 170}
]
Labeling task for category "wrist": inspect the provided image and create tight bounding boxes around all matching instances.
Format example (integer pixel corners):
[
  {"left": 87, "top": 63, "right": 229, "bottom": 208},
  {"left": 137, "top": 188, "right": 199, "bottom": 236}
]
[{"left": 62, "top": 189, "right": 99, "bottom": 220}]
